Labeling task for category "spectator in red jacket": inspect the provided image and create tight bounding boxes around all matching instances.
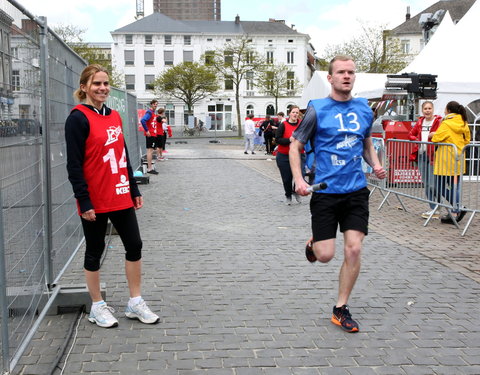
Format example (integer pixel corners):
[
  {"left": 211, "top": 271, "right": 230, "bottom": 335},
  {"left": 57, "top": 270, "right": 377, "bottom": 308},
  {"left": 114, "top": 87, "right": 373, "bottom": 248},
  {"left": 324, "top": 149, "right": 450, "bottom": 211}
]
[{"left": 408, "top": 101, "right": 443, "bottom": 219}]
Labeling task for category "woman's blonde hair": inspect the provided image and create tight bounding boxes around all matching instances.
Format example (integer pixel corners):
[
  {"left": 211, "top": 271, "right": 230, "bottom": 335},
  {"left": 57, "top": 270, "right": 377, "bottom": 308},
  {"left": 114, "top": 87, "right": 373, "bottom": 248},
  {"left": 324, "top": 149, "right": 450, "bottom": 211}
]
[{"left": 73, "top": 64, "right": 109, "bottom": 102}]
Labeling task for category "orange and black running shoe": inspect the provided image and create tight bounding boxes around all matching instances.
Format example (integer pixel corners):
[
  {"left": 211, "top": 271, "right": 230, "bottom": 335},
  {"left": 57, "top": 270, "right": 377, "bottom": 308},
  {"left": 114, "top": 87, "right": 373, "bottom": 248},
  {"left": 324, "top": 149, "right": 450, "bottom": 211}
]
[
  {"left": 331, "top": 305, "right": 359, "bottom": 333},
  {"left": 305, "top": 239, "right": 316, "bottom": 263}
]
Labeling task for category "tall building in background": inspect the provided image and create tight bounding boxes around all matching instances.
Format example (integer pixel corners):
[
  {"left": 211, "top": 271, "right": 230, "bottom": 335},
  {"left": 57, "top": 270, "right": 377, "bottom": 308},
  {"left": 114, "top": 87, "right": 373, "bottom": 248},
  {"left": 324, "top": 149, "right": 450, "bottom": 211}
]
[{"left": 153, "top": 0, "right": 221, "bottom": 20}]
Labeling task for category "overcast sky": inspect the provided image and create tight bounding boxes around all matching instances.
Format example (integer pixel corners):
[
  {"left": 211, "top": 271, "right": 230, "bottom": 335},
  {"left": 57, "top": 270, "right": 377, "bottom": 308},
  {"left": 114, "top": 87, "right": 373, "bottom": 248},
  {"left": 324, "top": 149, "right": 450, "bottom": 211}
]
[{"left": 15, "top": 0, "right": 437, "bottom": 53}]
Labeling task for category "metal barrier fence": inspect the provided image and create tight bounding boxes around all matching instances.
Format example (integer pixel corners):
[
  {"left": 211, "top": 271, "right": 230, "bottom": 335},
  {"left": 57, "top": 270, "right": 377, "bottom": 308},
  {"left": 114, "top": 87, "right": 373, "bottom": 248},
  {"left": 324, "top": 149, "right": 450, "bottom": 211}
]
[
  {"left": 368, "top": 138, "right": 480, "bottom": 236},
  {"left": 0, "top": 2, "right": 141, "bottom": 373}
]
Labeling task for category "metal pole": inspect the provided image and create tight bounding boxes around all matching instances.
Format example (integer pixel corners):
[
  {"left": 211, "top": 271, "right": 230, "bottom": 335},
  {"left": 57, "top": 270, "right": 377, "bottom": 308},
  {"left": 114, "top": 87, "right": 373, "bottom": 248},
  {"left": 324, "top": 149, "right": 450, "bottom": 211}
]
[
  {"left": 0, "top": 190, "right": 11, "bottom": 374},
  {"left": 39, "top": 17, "right": 54, "bottom": 288}
]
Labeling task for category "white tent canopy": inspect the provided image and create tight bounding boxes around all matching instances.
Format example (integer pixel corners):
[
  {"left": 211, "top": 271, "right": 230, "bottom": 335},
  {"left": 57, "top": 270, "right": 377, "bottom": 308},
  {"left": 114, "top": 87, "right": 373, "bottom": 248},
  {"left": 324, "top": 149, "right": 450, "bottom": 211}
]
[{"left": 357, "top": 1, "right": 480, "bottom": 119}]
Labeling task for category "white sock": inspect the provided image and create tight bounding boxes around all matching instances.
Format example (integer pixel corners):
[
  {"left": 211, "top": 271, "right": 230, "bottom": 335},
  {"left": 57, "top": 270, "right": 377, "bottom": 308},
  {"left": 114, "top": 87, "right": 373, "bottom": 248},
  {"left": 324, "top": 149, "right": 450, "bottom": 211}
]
[
  {"left": 129, "top": 296, "right": 142, "bottom": 306},
  {"left": 91, "top": 300, "right": 105, "bottom": 309}
]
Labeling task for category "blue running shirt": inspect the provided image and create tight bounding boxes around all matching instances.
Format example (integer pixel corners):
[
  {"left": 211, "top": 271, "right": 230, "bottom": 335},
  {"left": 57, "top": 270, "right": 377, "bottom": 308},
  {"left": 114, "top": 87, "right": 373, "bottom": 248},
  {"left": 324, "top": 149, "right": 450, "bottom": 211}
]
[{"left": 308, "top": 97, "right": 373, "bottom": 194}]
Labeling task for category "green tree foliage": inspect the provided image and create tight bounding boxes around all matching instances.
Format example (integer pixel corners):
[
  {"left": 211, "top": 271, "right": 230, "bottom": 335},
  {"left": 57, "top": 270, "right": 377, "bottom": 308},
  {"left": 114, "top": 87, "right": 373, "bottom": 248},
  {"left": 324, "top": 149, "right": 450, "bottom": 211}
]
[
  {"left": 52, "top": 24, "right": 124, "bottom": 88},
  {"left": 322, "top": 23, "right": 409, "bottom": 74},
  {"left": 153, "top": 62, "right": 220, "bottom": 115},
  {"left": 256, "top": 63, "right": 302, "bottom": 113},
  {"left": 204, "top": 37, "right": 265, "bottom": 136}
]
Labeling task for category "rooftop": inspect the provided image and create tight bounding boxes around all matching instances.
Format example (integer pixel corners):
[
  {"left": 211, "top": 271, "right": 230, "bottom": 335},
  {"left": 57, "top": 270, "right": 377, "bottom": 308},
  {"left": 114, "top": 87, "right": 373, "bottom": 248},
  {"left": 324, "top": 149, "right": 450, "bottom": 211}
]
[{"left": 392, "top": 0, "right": 475, "bottom": 35}]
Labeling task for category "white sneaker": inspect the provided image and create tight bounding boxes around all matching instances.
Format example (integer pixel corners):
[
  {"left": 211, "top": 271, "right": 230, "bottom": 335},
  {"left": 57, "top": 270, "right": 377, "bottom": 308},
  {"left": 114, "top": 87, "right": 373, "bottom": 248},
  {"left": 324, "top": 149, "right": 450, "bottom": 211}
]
[
  {"left": 285, "top": 197, "right": 292, "bottom": 206},
  {"left": 293, "top": 194, "right": 301, "bottom": 204},
  {"left": 125, "top": 299, "right": 159, "bottom": 324},
  {"left": 421, "top": 210, "right": 439, "bottom": 219},
  {"left": 88, "top": 302, "right": 118, "bottom": 328}
]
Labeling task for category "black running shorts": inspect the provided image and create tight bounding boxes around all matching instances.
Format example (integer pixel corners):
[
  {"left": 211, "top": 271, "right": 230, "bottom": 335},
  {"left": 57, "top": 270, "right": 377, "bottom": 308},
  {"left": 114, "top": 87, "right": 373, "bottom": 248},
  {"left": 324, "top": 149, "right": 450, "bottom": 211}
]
[
  {"left": 310, "top": 187, "right": 370, "bottom": 241},
  {"left": 145, "top": 136, "right": 156, "bottom": 149}
]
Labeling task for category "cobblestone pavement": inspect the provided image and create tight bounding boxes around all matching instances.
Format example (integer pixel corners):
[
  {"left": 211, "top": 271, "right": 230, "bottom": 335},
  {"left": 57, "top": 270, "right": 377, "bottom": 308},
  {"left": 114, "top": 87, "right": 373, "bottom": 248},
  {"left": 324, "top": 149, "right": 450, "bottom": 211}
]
[{"left": 16, "top": 138, "right": 480, "bottom": 375}]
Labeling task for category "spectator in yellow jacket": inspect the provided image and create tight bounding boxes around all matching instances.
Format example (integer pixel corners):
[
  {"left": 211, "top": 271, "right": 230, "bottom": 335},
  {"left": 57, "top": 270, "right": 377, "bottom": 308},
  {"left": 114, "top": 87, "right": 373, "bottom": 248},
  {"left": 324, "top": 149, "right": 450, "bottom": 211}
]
[{"left": 432, "top": 101, "right": 471, "bottom": 224}]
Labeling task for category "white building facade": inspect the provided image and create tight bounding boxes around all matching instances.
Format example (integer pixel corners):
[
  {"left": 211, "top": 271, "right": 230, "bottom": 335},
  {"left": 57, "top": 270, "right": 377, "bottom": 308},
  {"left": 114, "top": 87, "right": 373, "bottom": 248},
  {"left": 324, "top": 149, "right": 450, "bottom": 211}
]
[{"left": 111, "top": 13, "right": 315, "bottom": 130}]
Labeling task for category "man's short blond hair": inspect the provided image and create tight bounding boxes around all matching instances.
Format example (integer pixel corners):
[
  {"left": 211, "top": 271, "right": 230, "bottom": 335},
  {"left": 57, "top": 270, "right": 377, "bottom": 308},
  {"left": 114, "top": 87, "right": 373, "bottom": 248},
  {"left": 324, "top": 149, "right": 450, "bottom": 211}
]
[{"left": 328, "top": 55, "right": 354, "bottom": 75}]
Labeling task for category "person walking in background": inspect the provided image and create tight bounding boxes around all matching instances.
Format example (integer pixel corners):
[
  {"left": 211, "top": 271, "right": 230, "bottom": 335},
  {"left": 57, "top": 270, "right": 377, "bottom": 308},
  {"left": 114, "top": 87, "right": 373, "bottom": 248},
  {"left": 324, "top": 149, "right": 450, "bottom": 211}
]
[
  {"left": 260, "top": 115, "right": 275, "bottom": 154},
  {"left": 65, "top": 64, "right": 159, "bottom": 328},
  {"left": 408, "top": 101, "right": 443, "bottom": 219},
  {"left": 140, "top": 99, "right": 159, "bottom": 175},
  {"left": 432, "top": 101, "right": 471, "bottom": 225},
  {"left": 244, "top": 113, "right": 256, "bottom": 155},
  {"left": 275, "top": 105, "right": 304, "bottom": 205},
  {"left": 289, "top": 55, "right": 386, "bottom": 333}
]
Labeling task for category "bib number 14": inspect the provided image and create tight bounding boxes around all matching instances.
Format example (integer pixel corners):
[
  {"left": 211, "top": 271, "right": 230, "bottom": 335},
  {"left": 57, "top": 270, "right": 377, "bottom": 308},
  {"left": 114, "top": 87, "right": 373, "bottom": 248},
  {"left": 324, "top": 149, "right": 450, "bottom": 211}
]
[{"left": 103, "top": 148, "right": 127, "bottom": 174}]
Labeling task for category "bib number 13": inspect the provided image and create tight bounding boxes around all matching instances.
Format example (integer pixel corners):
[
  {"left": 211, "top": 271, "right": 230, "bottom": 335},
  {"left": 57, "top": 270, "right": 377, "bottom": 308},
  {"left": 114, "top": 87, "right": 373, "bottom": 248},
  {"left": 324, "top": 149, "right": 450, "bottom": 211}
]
[
  {"left": 103, "top": 148, "right": 127, "bottom": 174},
  {"left": 335, "top": 112, "right": 360, "bottom": 132}
]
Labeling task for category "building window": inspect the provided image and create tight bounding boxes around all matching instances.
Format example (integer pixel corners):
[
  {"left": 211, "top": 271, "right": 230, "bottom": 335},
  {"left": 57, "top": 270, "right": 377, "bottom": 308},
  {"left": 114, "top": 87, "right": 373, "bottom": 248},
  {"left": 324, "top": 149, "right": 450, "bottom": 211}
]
[
  {"left": 224, "top": 51, "right": 233, "bottom": 65},
  {"left": 164, "top": 50, "right": 174, "bottom": 65},
  {"left": 266, "top": 104, "right": 275, "bottom": 116},
  {"left": 225, "top": 75, "right": 233, "bottom": 90},
  {"left": 12, "top": 70, "right": 20, "bottom": 91},
  {"left": 401, "top": 39, "right": 410, "bottom": 54},
  {"left": 245, "top": 51, "right": 254, "bottom": 64},
  {"left": 226, "top": 38, "right": 231, "bottom": 42},
  {"left": 287, "top": 71, "right": 295, "bottom": 91},
  {"left": 288, "top": 39, "right": 294, "bottom": 43},
  {"left": 207, "top": 38, "right": 213, "bottom": 42},
  {"left": 266, "top": 51, "right": 274, "bottom": 64},
  {"left": 145, "top": 74, "right": 155, "bottom": 90},
  {"left": 125, "top": 34, "right": 133, "bottom": 44},
  {"left": 184, "top": 35, "right": 191, "bottom": 45},
  {"left": 124, "top": 50, "right": 135, "bottom": 66},
  {"left": 266, "top": 71, "right": 274, "bottom": 90},
  {"left": 11, "top": 47, "right": 18, "bottom": 59},
  {"left": 183, "top": 50, "right": 193, "bottom": 62},
  {"left": 165, "top": 103, "right": 175, "bottom": 124},
  {"left": 205, "top": 50, "right": 214, "bottom": 65},
  {"left": 287, "top": 51, "right": 294, "bottom": 64},
  {"left": 208, "top": 103, "right": 233, "bottom": 130},
  {"left": 246, "top": 71, "right": 254, "bottom": 91},
  {"left": 246, "top": 104, "right": 254, "bottom": 117},
  {"left": 125, "top": 75, "right": 135, "bottom": 90},
  {"left": 144, "top": 50, "right": 154, "bottom": 66},
  {"left": 165, "top": 35, "right": 172, "bottom": 45},
  {"left": 145, "top": 35, "right": 153, "bottom": 45}
]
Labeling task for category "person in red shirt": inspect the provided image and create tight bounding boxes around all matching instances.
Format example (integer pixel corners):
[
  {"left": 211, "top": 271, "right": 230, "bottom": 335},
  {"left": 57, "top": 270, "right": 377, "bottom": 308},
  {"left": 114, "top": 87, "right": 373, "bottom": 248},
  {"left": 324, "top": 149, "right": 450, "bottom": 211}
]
[
  {"left": 65, "top": 64, "right": 159, "bottom": 328},
  {"left": 275, "top": 106, "right": 305, "bottom": 205},
  {"left": 140, "top": 100, "right": 159, "bottom": 174}
]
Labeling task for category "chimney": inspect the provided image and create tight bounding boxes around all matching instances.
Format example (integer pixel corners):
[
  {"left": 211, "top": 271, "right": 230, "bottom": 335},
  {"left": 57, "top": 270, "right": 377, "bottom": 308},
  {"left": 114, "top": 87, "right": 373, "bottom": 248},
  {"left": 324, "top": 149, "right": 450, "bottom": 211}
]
[
  {"left": 406, "top": 6, "right": 411, "bottom": 21},
  {"left": 235, "top": 15, "right": 240, "bottom": 24}
]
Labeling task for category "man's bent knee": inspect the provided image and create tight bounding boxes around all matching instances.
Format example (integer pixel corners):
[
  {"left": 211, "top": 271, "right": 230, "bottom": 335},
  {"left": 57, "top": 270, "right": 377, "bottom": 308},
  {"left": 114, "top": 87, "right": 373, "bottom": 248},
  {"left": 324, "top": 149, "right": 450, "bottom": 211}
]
[{"left": 313, "top": 242, "right": 335, "bottom": 263}]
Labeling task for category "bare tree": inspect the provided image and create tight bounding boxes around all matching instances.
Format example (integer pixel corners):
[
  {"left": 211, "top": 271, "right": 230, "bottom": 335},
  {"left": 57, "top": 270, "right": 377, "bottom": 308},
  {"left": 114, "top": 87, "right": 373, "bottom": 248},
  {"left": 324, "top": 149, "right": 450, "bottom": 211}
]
[
  {"left": 256, "top": 63, "right": 302, "bottom": 113},
  {"left": 204, "top": 37, "right": 265, "bottom": 136},
  {"left": 322, "top": 22, "right": 409, "bottom": 74},
  {"left": 53, "top": 24, "right": 124, "bottom": 88}
]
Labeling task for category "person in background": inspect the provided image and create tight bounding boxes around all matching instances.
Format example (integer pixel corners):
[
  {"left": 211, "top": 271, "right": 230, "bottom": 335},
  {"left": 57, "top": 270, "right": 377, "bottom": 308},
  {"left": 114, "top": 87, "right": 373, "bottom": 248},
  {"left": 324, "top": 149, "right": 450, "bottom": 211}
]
[
  {"left": 156, "top": 107, "right": 165, "bottom": 161},
  {"left": 432, "top": 101, "right": 471, "bottom": 225},
  {"left": 140, "top": 100, "right": 158, "bottom": 175},
  {"left": 244, "top": 113, "right": 256, "bottom": 155},
  {"left": 260, "top": 115, "right": 275, "bottom": 155},
  {"left": 275, "top": 105, "right": 304, "bottom": 205},
  {"left": 289, "top": 55, "right": 386, "bottom": 333},
  {"left": 408, "top": 101, "right": 443, "bottom": 219},
  {"left": 65, "top": 64, "right": 159, "bottom": 328}
]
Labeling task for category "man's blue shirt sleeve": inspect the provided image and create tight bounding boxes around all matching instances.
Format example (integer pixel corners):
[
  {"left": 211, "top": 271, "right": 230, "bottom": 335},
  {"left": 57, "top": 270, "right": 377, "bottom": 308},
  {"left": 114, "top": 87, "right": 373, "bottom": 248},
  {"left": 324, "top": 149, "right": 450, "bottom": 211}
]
[{"left": 140, "top": 110, "right": 152, "bottom": 132}]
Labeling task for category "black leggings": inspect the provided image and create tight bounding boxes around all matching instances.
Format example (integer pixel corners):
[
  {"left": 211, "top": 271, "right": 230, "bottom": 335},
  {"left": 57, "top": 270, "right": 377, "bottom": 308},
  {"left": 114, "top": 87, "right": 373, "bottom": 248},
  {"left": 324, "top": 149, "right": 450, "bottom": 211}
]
[
  {"left": 264, "top": 134, "right": 274, "bottom": 153},
  {"left": 81, "top": 207, "right": 142, "bottom": 271},
  {"left": 276, "top": 152, "right": 305, "bottom": 198}
]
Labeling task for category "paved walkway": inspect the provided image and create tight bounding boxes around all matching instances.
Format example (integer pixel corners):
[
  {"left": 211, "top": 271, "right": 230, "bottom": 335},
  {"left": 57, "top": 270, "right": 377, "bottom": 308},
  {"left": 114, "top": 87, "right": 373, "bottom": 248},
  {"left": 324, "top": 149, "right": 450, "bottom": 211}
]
[{"left": 17, "top": 138, "right": 480, "bottom": 375}]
